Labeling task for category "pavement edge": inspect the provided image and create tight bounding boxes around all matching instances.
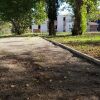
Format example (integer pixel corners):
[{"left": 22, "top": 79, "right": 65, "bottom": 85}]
[{"left": 44, "top": 38, "right": 100, "bottom": 66}]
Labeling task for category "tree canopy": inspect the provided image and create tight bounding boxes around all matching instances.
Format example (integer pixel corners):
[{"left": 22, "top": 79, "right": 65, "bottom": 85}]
[
  {"left": 0, "top": 0, "right": 99, "bottom": 35},
  {"left": 63, "top": 0, "right": 99, "bottom": 35},
  {"left": 33, "top": 1, "right": 47, "bottom": 25},
  {"left": 0, "top": 0, "right": 39, "bottom": 34}
]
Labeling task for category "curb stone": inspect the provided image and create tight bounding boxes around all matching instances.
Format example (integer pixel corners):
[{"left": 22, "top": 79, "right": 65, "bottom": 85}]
[{"left": 44, "top": 38, "right": 100, "bottom": 66}]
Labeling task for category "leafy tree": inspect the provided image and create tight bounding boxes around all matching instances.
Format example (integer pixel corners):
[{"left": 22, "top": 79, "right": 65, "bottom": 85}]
[
  {"left": 0, "top": 0, "right": 37, "bottom": 35},
  {"left": 33, "top": 1, "right": 47, "bottom": 25},
  {"left": 0, "top": 19, "right": 11, "bottom": 35},
  {"left": 87, "top": 1, "right": 100, "bottom": 21},
  {"left": 64, "top": 0, "right": 98, "bottom": 35}
]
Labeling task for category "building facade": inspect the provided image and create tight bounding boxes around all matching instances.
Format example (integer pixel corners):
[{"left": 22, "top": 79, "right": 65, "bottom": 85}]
[
  {"left": 32, "top": 15, "right": 73, "bottom": 33},
  {"left": 32, "top": 15, "right": 99, "bottom": 33}
]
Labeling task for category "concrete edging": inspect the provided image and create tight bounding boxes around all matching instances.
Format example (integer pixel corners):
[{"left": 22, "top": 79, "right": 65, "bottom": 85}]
[{"left": 44, "top": 38, "right": 100, "bottom": 66}]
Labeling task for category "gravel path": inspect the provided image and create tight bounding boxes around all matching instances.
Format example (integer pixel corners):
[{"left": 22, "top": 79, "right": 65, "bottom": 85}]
[{"left": 0, "top": 37, "right": 100, "bottom": 100}]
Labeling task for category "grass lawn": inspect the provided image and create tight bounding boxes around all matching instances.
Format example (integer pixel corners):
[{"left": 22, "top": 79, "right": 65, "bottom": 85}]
[
  {"left": 46, "top": 33, "right": 100, "bottom": 60},
  {"left": 0, "top": 32, "right": 48, "bottom": 38},
  {"left": 0, "top": 32, "right": 100, "bottom": 59}
]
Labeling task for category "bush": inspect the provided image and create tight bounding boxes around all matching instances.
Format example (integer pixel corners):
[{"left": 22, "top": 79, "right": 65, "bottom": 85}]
[{"left": 0, "top": 22, "right": 12, "bottom": 35}]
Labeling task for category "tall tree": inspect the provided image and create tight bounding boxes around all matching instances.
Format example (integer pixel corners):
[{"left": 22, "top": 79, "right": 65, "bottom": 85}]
[
  {"left": 72, "top": 0, "right": 87, "bottom": 35},
  {"left": 46, "top": 0, "right": 59, "bottom": 36},
  {"left": 65, "top": 0, "right": 98, "bottom": 35},
  {"left": 65, "top": 0, "right": 87, "bottom": 35},
  {"left": 0, "top": 0, "right": 37, "bottom": 35}
]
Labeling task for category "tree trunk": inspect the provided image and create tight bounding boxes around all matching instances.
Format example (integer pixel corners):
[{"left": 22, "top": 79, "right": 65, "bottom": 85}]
[
  {"left": 72, "top": 9, "right": 82, "bottom": 36},
  {"left": 12, "top": 25, "right": 22, "bottom": 35},
  {"left": 72, "top": 0, "right": 86, "bottom": 36},
  {"left": 48, "top": 20, "right": 56, "bottom": 36},
  {"left": 46, "top": 0, "right": 58, "bottom": 36},
  {"left": 11, "top": 20, "right": 23, "bottom": 35}
]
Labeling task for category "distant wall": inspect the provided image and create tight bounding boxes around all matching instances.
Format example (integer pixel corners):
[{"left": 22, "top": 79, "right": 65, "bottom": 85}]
[{"left": 32, "top": 15, "right": 99, "bottom": 33}]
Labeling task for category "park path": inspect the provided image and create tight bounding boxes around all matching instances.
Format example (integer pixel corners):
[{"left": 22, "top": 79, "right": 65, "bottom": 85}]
[{"left": 0, "top": 37, "right": 100, "bottom": 100}]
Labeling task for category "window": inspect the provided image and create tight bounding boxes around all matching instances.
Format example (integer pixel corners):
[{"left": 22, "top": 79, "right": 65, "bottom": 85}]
[
  {"left": 38, "top": 25, "right": 41, "bottom": 30},
  {"left": 63, "top": 17, "right": 66, "bottom": 21}
]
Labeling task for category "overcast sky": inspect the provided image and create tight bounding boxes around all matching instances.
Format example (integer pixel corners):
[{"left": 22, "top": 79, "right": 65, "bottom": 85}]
[
  {"left": 58, "top": 2, "right": 73, "bottom": 15},
  {"left": 59, "top": 2, "right": 100, "bottom": 15}
]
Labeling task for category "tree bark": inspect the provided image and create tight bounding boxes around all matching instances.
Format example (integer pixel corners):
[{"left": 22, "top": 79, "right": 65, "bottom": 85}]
[
  {"left": 46, "top": 0, "right": 58, "bottom": 36},
  {"left": 48, "top": 20, "right": 56, "bottom": 36},
  {"left": 72, "top": 0, "right": 83, "bottom": 36},
  {"left": 11, "top": 19, "right": 24, "bottom": 35}
]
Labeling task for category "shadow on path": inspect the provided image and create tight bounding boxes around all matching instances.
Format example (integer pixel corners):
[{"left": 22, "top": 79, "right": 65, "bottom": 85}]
[{"left": 0, "top": 51, "right": 100, "bottom": 100}]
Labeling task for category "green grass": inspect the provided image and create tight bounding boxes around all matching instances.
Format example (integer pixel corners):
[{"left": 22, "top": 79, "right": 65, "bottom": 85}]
[
  {"left": 46, "top": 33, "right": 100, "bottom": 59},
  {"left": 47, "top": 33, "right": 100, "bottom": 43},
  {"left": 0, "top": 32, "right": 100, "bottom": 59},
  {"left": 0, "top": 32, "right": 49, "bottom": 38}
]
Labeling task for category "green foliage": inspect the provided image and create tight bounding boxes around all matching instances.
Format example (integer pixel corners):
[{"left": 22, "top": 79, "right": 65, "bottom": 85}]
[
  {"left": 0, "top": 21, "right": 12, "bottom": 35},
  {"left": 0, "top": 0, "right": 35, "bottom": 21},
  {"left": 88, "top": 10, "right": 100, "bottom": 21},
  {"left": 0, "top": 0, "right": 37, "bottom": 35},
  {"left": 33, "top": 1, "right": 47, "bottom": 25},
  {"left": 64, "top": 0, "right": 99, "bottom": 35},
  {"left": 86, "top": 0, "right": 100, "bottom": 21},
  {"left": 81, "top": 3, "right": 87, "bottom": 33}
]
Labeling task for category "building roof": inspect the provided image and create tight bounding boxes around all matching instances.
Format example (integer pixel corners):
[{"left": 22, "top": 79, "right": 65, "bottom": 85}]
[{"left": 88, "top": 22, "right": 99, "bottom": 25}]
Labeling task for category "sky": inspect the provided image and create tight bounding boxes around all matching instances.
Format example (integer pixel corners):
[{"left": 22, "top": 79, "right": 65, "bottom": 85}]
[
  {"left": 58, "top": 2, "right": 73, "bottom": 15},
  {"left": 59, "top": 2, "right": 100, "bottom": 15}
]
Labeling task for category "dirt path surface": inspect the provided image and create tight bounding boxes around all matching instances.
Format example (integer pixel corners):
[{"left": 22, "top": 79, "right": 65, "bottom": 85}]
[{"left": 0, "top": 37, "right": 100, "bottom": 100}]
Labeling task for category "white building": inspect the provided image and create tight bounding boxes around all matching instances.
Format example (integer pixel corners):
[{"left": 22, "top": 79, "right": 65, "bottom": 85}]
[
  {"left": 87, "top": 22, "right": 99, "bottom": 32},
  {"left": 32, "top": 15, "right": 73, "bottom": 33},
  {"left": 32, "top": 14, "right": 99, "bottom": 33}
]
